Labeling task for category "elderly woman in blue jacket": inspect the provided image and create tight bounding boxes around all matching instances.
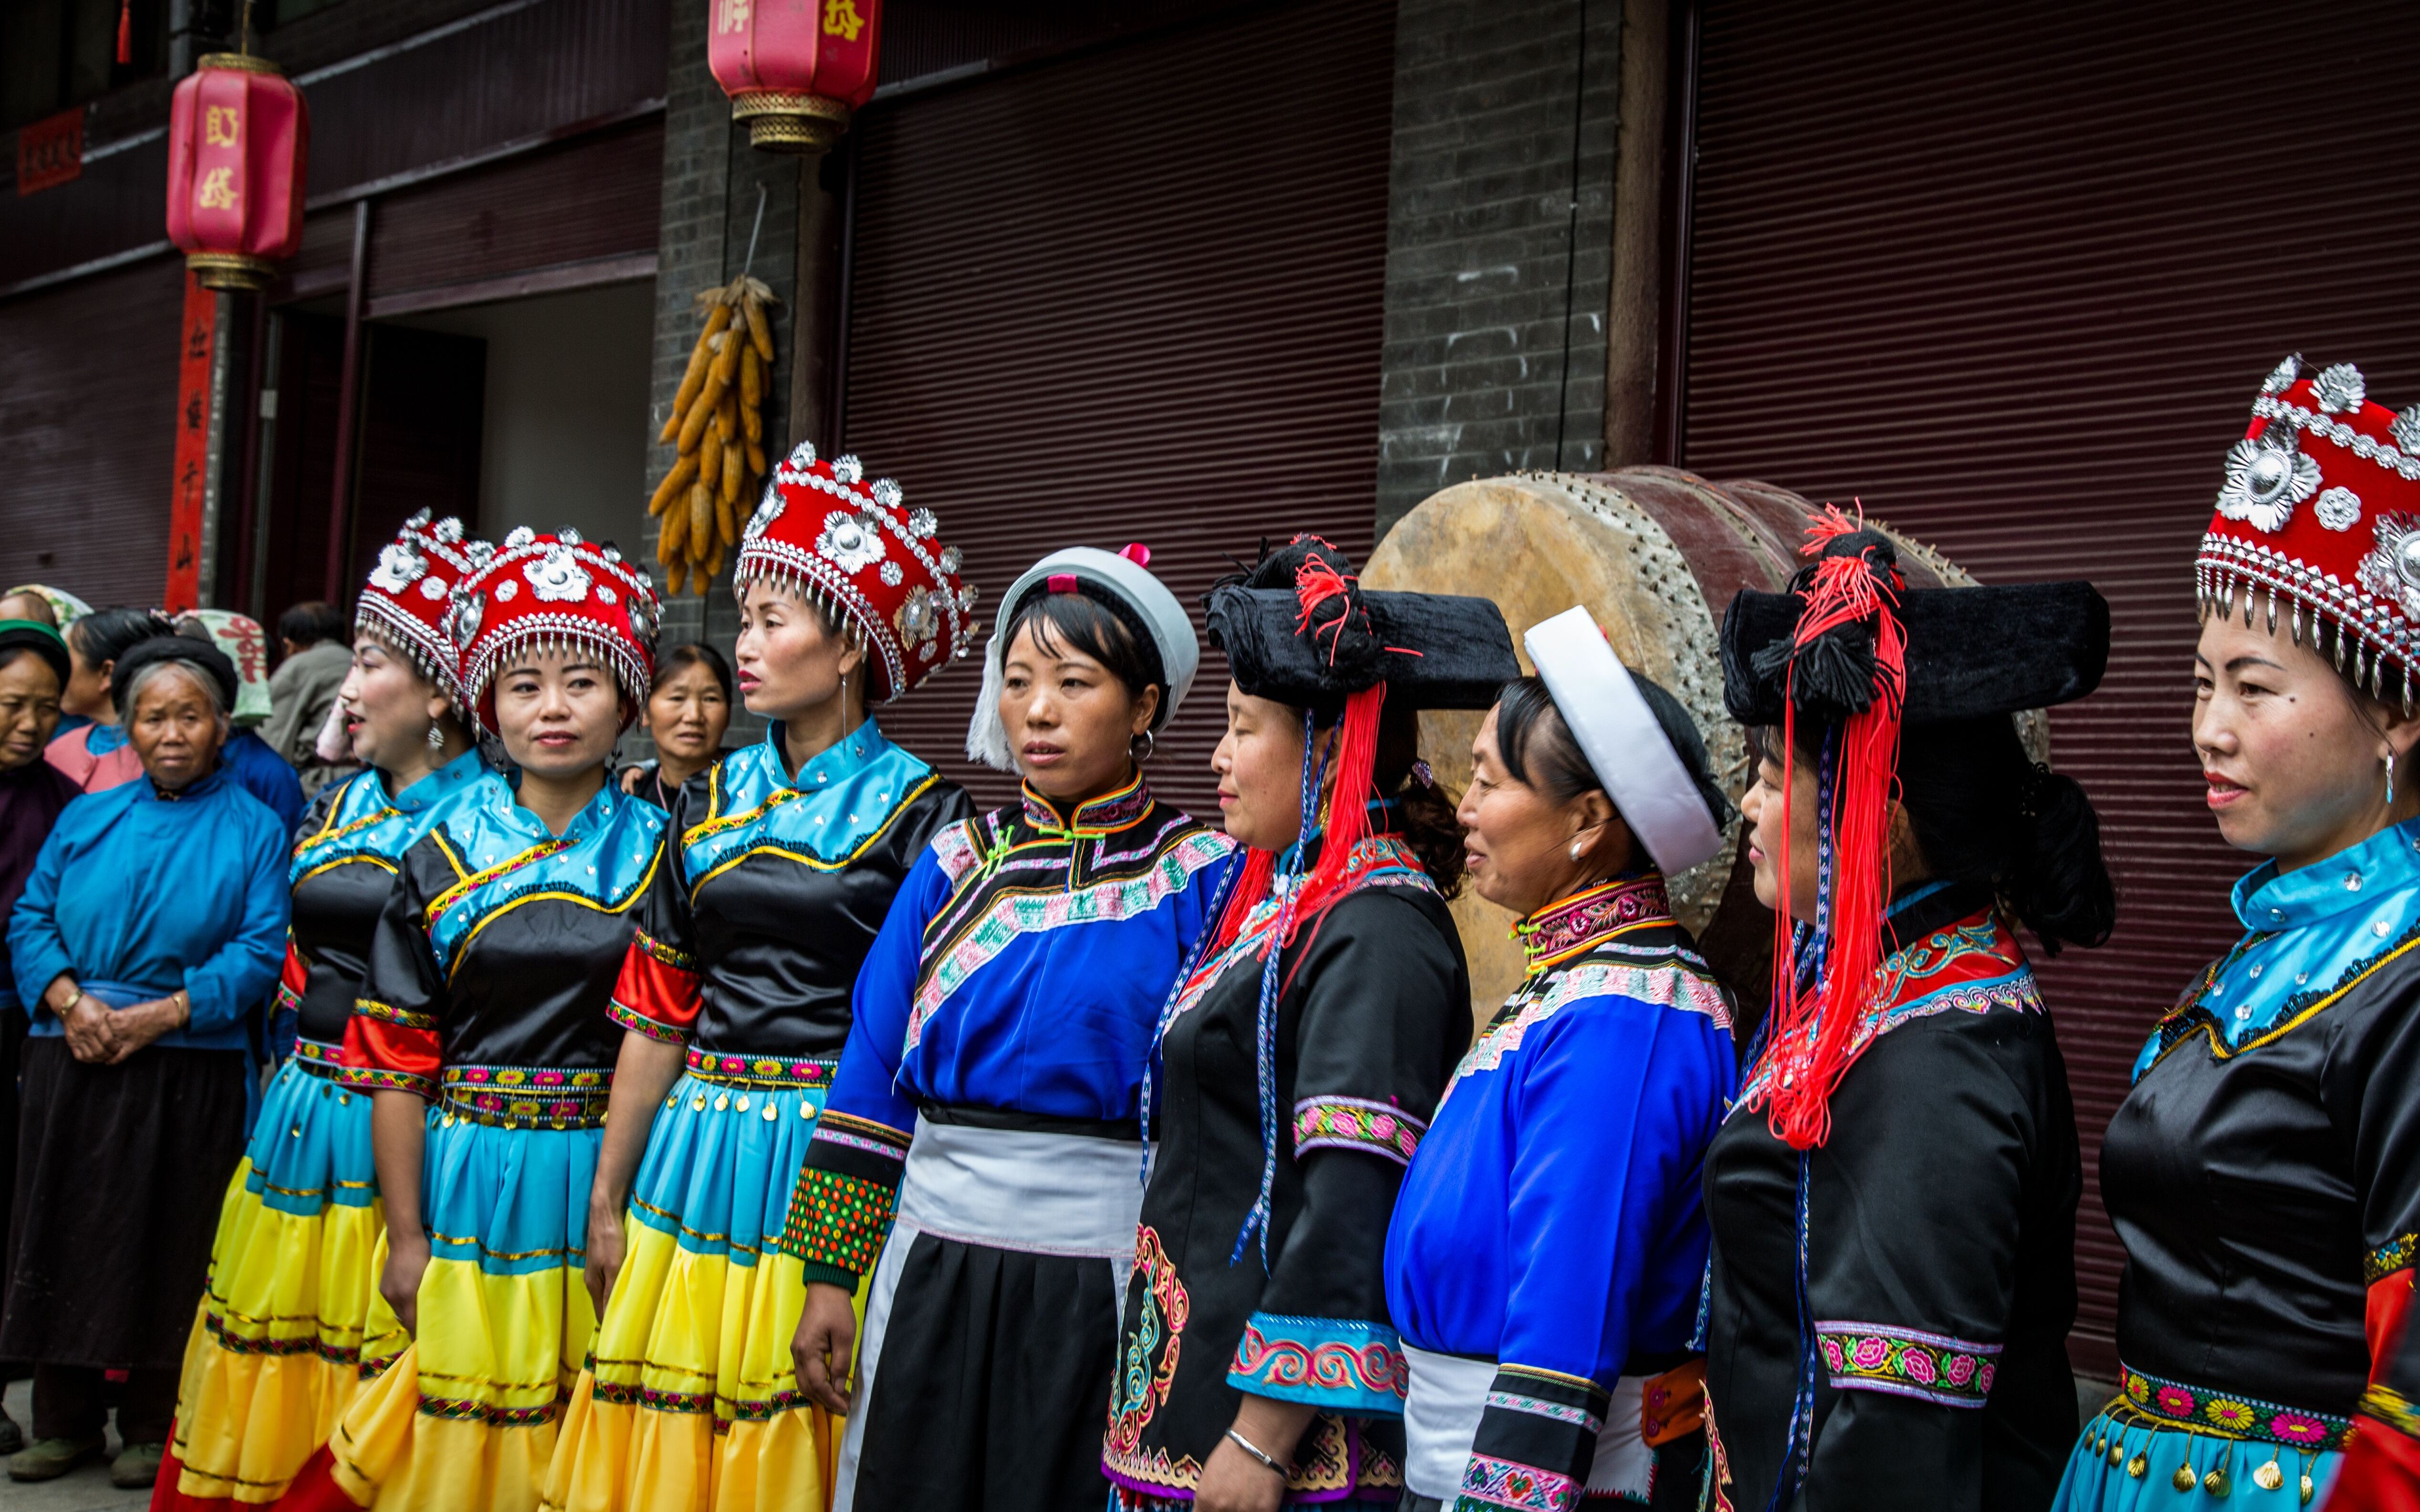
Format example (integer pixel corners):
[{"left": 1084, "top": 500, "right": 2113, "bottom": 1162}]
[{"left": 3, "top": 634, "right": 289, "bottom": 1489}]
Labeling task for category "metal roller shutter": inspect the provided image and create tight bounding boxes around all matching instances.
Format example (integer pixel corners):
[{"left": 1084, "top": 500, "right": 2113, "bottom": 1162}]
[
  {"left": 839, "top": 0, "right": 1397, "bottom": 822},
  {"left": 0, "top": 256, "right": 186, "bottom": 605},
  {"left": 1676, "top": 0, "right": 2420, "bottom": 1370}
]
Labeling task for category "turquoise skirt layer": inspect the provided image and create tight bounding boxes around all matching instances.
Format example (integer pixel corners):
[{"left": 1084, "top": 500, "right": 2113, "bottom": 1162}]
[
  {"left": 422, "top": 1105, "right": 602, "bottom": 1278},
  {"left": 2053, "top": 1406, "right": 2342, "bottom": 1510},
  {"left": 246, "top": 1052, "right": 380, "bottom": 1217},
  {"left": 626, "top": 1051, "right": 836, "bottom": 1265}
]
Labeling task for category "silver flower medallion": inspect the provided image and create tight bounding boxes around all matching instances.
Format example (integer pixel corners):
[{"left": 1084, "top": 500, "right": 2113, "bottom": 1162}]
[
  {"left": 406, "top": 507, "right": 434, "bottom": 529},
  {"left": 433, "top": 516, "right": 465, "bottom": 544},
  {"left": 832, "top": 454, "right": 864, "bottom": 485},
  {"left": 2314, "top": 362, "right": 2368, "bottom": 414},
  {"left": 2315, "top": 486, "right": 2363, "bottom": 533},
  {"left": 817, "top": 511, "right": 885, "bottom": 573},
  {"left": 2215, "top": 425, "right": 2320, "bottom": 533},
  {"left": 447, "top": 592, "right": 483, "bottom": 650},
  {"left": 2393, "top": 407, "right": 2420, "bottom": 456},
  {"left": 496, "top": 579, "right": 520, "bottom": 602},
  {"left": 525, "top": 545, "right": 592, "bottom": 603},
  {"left": 628, "top": 594, "right": 658, "bottom": 645},
  {"left": 895, "top": 586, "right": 939, "bottom": 648},
  {"left": 938, "top": 545, "right": 962, "bottom": 576},
  {"left": 871, "top": 478, "right": 903, "bottom": 508},
  {"left": 2261, "top": 354, "right": 2302, "bottom": 396},
  {"left": 597, "top": 585, "right": 618, "bottom": 606},
  {"left": 2361, "top": 514, "right": 2420, "bottom": 621},
  {"left": 418, "top": 576, "right": 449, "bottom": 601},
  {"left": 879, "top": 561, "right": 904, "bottom": 586},
  {"left": 505, "top": 526, "right": 537, "bottom": 550},
  {"left": 370, "top": 538, "right": 427, "bottom": 594}
]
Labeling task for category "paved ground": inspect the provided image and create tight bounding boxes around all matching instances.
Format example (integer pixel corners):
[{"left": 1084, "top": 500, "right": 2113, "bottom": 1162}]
[{"left": 0, "top": 1380, "right": 148, "bottom": 1510}]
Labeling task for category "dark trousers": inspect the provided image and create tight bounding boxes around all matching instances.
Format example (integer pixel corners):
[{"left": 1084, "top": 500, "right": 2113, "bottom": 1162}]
[{"left": 31, "top": 1363, "right": 175, "bottom": 1445}]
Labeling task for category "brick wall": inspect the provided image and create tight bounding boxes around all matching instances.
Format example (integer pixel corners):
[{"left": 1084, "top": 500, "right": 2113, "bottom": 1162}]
[
  {"left": 1374, "top": 0, "right": 1623, "bottom": 537},
  {"left": 638, "top": 0, "right": 801, "bottom": 746}
]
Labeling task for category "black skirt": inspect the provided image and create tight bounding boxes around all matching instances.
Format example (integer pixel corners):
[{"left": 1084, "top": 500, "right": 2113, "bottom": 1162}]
[
  {"left": 0, "top": 1037, "right": 249, "bottom": 1368},
  {"left": 854, "top": 1230, "right": 1123, "bottom": 1512}
]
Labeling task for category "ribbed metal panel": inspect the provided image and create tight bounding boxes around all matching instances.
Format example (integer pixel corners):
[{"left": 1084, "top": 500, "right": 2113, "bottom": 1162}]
[
  {"left": 365, "top": 118, "right": 663, "bottom": 303},
  {"left": 1679, "top": 0, "right": 2420, "bottom": 1370},
  {"left": 0, "top": 255, "right": 184, "bottom": 604},
  {"left": 841, "top": 0, "right": 1396, "bottom": 821}
]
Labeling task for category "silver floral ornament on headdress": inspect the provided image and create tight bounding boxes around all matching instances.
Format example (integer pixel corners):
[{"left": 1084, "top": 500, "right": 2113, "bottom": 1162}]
[
  {"left": 2315, "top": 486, "right": 2363, "bottom": 533},
  {"left": 2393, "top": 407, "right": 2420, "bottom": 457},
  {"left": 525, "top": 545, "right": 592, "bottom": 603},
  {"left": 908, "top": 507, "right": 938, "bottom": 540},
  {"left": 2360, "top": 514, "right": 2420, "bottom": 622},
  {"left": 896, "top": 586, "right": 939, "bottom": 649},
  {"left": 2314, "top": 362, "right": 2368, "bottom": 415},
  {"left": 870, "top": 478, "right": 902, "bottom": 508},
  {"left": 447, "top": 591, "right": 483, "bottom": 650},
  {"left": 831, "top": 454, "right": 864, "bottom": 485},
  {"left": 746, "top": 491, "right": 783, "bottom": 540},
  {"left": 418, "top": 576, "right": 449, "bottom": 601},
  {"left": 2215, "top": 422, "right": 2320, "bottom": 533},
  {"left": 817, "top": 510, "right": 885, "bottom": 573},
  {"left": 2261, "top": 354, "right": 2302, "bottom": 395},
  {"left": 505, "top": 526, "right": 536, "bottom": 550},
  {"left": 370, "top": 537, "right": 427, "bottom": 593},
  {"left": 628, "top": 591, "right": 659, "bottom": 645},
  {"left": 433, "top": 516, "right": 465, "bottom": 544}
]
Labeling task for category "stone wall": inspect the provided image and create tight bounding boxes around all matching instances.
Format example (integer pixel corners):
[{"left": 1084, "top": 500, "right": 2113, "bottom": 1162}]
[{"left": 1374, "top": 0, "right": 1624, "bottom": 537}]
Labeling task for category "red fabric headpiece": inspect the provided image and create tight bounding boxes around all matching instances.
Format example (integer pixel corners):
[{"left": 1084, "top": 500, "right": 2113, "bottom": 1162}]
[{"left": 2197, "top": 356, "right": 2420, "bottom": 703}]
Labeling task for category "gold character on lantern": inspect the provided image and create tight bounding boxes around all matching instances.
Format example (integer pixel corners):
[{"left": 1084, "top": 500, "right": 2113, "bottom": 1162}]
[
  {"left": 196, "top": 166, "right": 238, "bottom": 211},
  {"left": 822, "top": 0, "right": 864, "bottom": 41},
  {"left": 204, "top": 104, "right": 239, "bottom": 147},
  {"left": 716, "top": 0, "right": 749, "bottom": 33}
]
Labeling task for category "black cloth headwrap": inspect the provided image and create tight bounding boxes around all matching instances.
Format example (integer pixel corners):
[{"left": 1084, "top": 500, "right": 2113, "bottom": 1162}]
[
  {"left": 113, "top": 633, "right": 242, "bottom": 719},
  {"left": 1721, "top": 570, "right": 2110, "bottom": 726},
  {"left": 1204, "top": 534, "right": 1518, "bottom": 713},
  {"left": 0, "top": 621, "right": 70, "bottom": 690}
]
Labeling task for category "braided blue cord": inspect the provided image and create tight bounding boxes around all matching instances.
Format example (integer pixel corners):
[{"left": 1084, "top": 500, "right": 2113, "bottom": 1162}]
[
  {"left": 1231, "top": 706, "right": 1325, "bottom": 1269},
  {"left": 1137, "top": 845, "right": 1247, "bottom": 1185}
]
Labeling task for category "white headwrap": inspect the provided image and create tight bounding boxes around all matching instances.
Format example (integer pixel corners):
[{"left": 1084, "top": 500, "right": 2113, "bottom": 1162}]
[{"left": 966, "top": 545, "right": 1200, "bottom": 772}]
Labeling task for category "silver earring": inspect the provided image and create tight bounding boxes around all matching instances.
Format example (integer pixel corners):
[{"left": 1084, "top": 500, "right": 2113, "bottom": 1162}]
[
  {"left": 426, "top": 720, "right": 446, "bottom": 753},
  {"left": 1131, "top": 730, "right": 1156, "bottom": 763},
  {"left": 2389, "top": 751, "right": 2398, "bottom": 808},
  {"left": 1570, "top": 841, "right": 1584, "bottom": 860}
]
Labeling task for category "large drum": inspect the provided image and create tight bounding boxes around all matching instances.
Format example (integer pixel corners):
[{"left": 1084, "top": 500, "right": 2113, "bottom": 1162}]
[{"left": 1365, "top": 466, "right": 2017, "bottom": 1028}]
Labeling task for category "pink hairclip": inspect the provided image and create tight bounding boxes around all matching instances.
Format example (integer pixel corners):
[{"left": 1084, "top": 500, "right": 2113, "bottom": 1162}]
[
  {"left": 1047, "top": 573, "right": 1080, "bottom": 596},
  {"left": 1119, "top": 543, "right": 1151, "bottom": 568}
]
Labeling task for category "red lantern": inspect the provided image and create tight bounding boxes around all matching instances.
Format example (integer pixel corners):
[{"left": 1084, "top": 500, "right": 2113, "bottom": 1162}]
[
  {"left": 165, "top": 53, "right": 308, "bottom": 292},
  {"left": 709, "top": 0, "right": 882, "bottom": 154}
]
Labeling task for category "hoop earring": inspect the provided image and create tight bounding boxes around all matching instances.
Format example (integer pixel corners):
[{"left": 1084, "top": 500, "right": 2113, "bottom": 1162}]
[{"left": 1131, "top": 729, "right": 1156, "bottom": 763}]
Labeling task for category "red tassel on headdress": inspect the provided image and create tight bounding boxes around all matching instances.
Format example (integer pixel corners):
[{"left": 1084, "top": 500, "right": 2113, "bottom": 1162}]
[
  {"left": 1747, "top": 506, "right": 1907, "bottom": 1151},
  {"left": 116, "top": 0, "right": 133, "bottom": 64}
]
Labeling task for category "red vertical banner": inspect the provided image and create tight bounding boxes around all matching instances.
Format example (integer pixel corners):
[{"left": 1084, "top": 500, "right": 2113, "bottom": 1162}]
[{"left": 164, "top": 272, "right": 215, "bottom": 614}]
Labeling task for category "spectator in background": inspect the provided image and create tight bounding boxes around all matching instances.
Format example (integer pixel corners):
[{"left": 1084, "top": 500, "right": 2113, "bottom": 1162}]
[
  {"left": 0, "top": 594, "right": 54, "bottom": 628},
  {"left": 172, "top": 614, "right": 307, "bottom": 836},
  {"left": 262, "top": 601, "right": 353, "bottom": 794},
  {"left": 47, "top": 608, "right": 173, "bottom": 789},
  {"left": 618, "top": 641, "right": 734, "bottom": 810},
  {"left": 0, "top": 621, "right": 78, "bottom": 1461},
  {"left": 4, "top": 635, "right": 287, "bottom": 1489},
  {"left": 2, "top": 586, "right": 89, "bottom": 633}
]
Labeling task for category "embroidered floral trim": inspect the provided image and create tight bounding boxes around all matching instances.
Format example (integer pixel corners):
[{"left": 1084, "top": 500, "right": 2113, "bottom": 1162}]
[
  {"left": 437, "top": 1064, "right": 611, "bottom": 1129},
  {"left": 1104, "top": 1414, "right": 1368, "bottom": 1499},
  {"left": 1228, "top": 1313, "right": 1409, "bottom": 1415},
  {"left": 415, "top": 1394, "right": 562, "bottom": 1427},
  {"left": 2370, "top": 1232, "right": 2420, "bottom": 1282},
  {"left": 1483, "top": 1391, "right": 1603, "bottom": 1434},
  {"left": 776, "top": 1164, "right": 898, "bottom": 1279},
  {"left": 334, "top": 1064, "right": 436, "bottom": 1099},
  {"left": 290, "top": 1036, "right": 345, "bottom": 1071},
  {"left": 906, "top": 827, "right": 1231, "bottom": 1051},
  {"left": 2362, "top": 1383, "right": 2420, "bottom": 1437},
  {"left": 631, "top": 926, "right": 694, "bottom": 970},
  {"left": 355, "top": 997, "right": 437, "bottom": 1031},
  {"left": 1456, "top": 1454, "right": 1580, "bottom": 1512},
  {"left": 1107, "top": 1226, "right": 1189, "bottom": 1458},
  {"left": 1022, "top": 775, "right": 1151, "bottom": 835},
  {"left": 810, "top": 1110, "right": 911, "bottom": 1162},
  {"left": 2117, "top": 1362, "right": 2353, "bottom": 1450},
  {"left": 203, "top": 1307, "right": 362, "bottom": 1365},
  {"left": 1816, "top": 1321, "right": 1999, "bottom": 1407},
  {"left": 1453, "top": 959, "right": 1732, "bottom": 1093},
  {"left": 931, "top": 821, "right": 983, "bottom": 884},
  {"left": 1516, "top": 874, "right": 1674, "bottom": 974},
  {"left": 1293, "top": 1095, "right": 1426, "bottom": 1166},
  {"left": 685, "top": 1049, "right": 838, "bottom": 1087},
  {"left": 608, "top": 999, "right": 687, "bottom": 1044}
]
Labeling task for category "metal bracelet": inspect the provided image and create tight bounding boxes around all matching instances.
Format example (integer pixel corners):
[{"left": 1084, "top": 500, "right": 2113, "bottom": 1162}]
[{"left": 1225, "top": 1428, "right": 1288, "bottom": 1478}]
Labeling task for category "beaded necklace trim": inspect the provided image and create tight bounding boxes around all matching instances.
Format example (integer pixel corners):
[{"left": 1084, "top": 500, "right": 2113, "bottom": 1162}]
[{"left": 1515, "top": 873, "right": 1674, "bottom": 974}]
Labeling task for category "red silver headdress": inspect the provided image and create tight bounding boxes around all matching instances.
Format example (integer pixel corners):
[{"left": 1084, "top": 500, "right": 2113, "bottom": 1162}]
[
  {"left": 446, "top": 527, "right": 661, "bottom": 733},
  {"left": 2197, "top": 355, "right": 2420, "bottom": 706},
  {"left": 358, "top": 509, "right": 485, "bottom": 700},
  {"left": 736, "top": 441, "right": 978, "bottom": 702}
]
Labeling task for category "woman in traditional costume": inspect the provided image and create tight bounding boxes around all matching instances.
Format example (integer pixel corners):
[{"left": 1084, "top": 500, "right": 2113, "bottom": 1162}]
[
  {"left": 782, "top": 542, "right": 1232, "bottom": 1512},
  {"left": 159, "top": 514, "right": 488, "bottom": 1509},
  {"left": 1384, "top": 607, "right": 1737, "bottom": 1512},
  {"left": 1702, "top": 512, "right": 2115, "bottom": 1511},
  {"left": 1096, "top": 536, "right": 1505, "bottom": 1512},
  {"left": 2058, "top": 358, "right": 2420, "bottom": 1512},
  {"left": 543, "top": 447, "right": 976, "bottom": 1512},
  {"left": 5, "top": 636, "right": 289, "bottom": 1489},
  {"left": 278, "top": 529, "right": 667, "bottom": 1512}
]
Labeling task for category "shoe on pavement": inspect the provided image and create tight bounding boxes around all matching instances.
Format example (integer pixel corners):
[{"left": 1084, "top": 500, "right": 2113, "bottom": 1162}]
[
  {"left": 110, "top": 1440, "right": 164, "bottom": 1489},
  {"left": 0, "top": 1409, "right": 22, "bottom": 1457},
  {"left": 8, "top": 1434, "right": 104, "bottom": 1481}
]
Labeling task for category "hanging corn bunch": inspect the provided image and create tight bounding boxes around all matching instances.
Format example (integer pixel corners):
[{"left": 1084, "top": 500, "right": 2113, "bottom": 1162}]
[{"left": 649, "top": 274, "right": 779, "bottom": 597}]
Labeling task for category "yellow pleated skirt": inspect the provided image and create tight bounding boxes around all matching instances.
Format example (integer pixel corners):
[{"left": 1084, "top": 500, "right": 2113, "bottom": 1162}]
[{"left": 167, "top": 1059, "right": 389, "bottom": 1506}]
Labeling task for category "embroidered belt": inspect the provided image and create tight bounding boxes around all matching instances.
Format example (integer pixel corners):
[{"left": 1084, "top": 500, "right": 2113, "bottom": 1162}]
[
  {"left": 684, "top": 1048, "right": 838, "bottom": 1088},
  {"left": 2110, "top": 1361, "right": 2354, "bottom": 1452},
  {"left": 290, "top": 1036, "right": 346, "bottom": 1079},
  {"left": 438, "top": 1064, "right": 612, "bottom": 1130}
]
